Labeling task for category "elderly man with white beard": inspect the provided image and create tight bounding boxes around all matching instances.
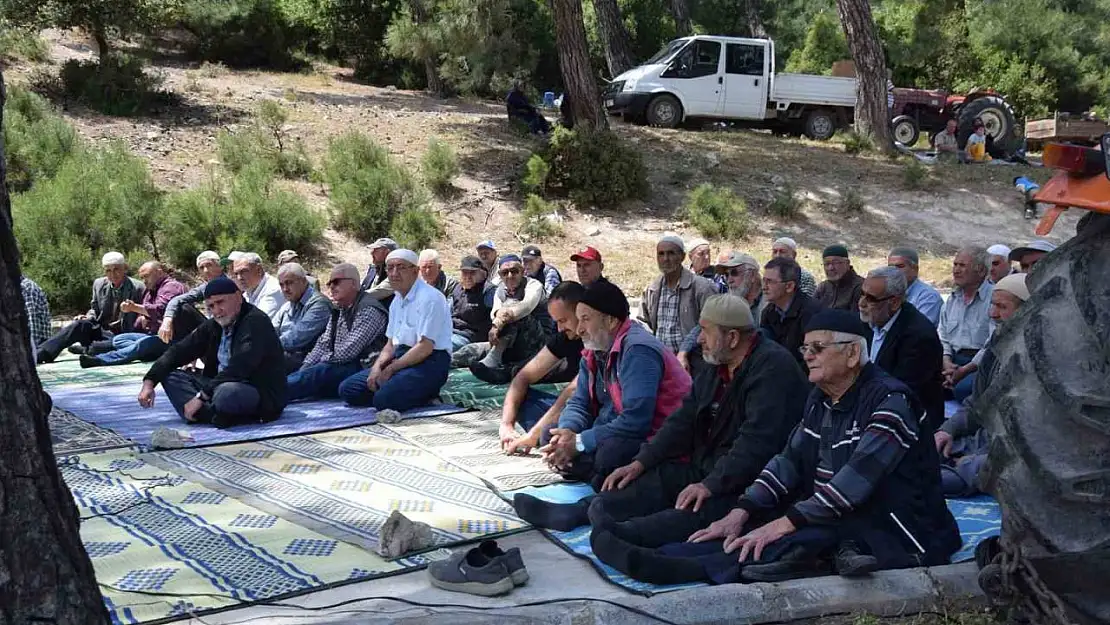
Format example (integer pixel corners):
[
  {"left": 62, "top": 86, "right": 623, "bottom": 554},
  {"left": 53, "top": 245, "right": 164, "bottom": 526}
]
[{"left": 677, "top": 251, "right": 767, "bottom": 372}]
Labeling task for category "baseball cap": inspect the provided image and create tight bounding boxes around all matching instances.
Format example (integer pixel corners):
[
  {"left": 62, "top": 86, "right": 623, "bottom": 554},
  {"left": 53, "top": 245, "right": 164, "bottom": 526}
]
[
  {"left": 521, "top": 245, "right": 542, "bottom": 259},
  {"left": 369, "top": 237, "right": 398, "bottom": 251},
  {"left": 276, "top": 249, "right": 299, "bottom": 264},
  {"left": 570, "top": 246, "right": 602, "bottom": 262},
  {"left": 476, "top": 240, "right": 497, "bottom": 251},
  {"left": 716, "top": 251, "right": 759, "bottom": 269},
  {"left": 460, "top": 255, "right": 484, "bottom": 271},
  {"left": 1008, "top": 240, "right": 1056, "bottom": 261}
]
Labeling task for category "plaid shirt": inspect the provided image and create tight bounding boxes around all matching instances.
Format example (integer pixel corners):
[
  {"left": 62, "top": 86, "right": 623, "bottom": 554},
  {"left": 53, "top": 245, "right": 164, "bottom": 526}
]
[
  {"left": 22, "top": 276, "right": 51, "bottom": 346},
  {"left": 655, "top": 284, "right": 684, "bottom": 352}
]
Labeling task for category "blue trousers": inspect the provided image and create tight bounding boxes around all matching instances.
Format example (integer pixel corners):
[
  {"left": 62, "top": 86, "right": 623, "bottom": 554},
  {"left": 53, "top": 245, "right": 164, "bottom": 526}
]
[
  {"left": 450, "top": 333, "right": 472, "bottom": 353},
  {"left": 952, "top": 353, "right": 976, "bottom": 403},
  {"left": 91, "top": 332, "right": 167, "bottom": 366},
  {"left": 161, "top": 370, "right": 261, "bottom": 425},
  {"left": 286, "top": 361, "right": 364, "bottom": 402},
  {"left": 338, "top": 348, "right": 450, "bottom": 411},
  {"left": 518, "top": 388, "right": 558, "bottom": 431}
]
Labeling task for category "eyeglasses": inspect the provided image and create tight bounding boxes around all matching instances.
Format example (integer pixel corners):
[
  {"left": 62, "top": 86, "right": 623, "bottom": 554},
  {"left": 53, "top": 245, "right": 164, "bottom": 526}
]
[
  {"left": 499, "top": 268, "right": 522, "bottom": 277},
  {"left": 761, "top": 277, "right": 787, "bottom": 286},
  {"left": 798, "top": 340, "right": 855, "bottom": 356},
  {"left": 726, "top": 267, "right": 751, "bottom": 277},
  {"left": 859, "top": 292, "right": 895, "bottom": 305},
  {"left": 326, "top": 277, "right": 353, "bottom": 288}
]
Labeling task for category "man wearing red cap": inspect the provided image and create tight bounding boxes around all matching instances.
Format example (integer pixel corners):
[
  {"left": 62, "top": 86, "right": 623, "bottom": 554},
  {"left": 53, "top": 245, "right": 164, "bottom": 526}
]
[{"left": 570, "top": 247, "right": 607, "bottom": 287}]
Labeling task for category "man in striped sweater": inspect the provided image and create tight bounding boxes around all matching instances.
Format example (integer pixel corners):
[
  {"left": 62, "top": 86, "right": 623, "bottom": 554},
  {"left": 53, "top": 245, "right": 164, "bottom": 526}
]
[{"left": 591, "top": 309, "right": 959, "bottom": 585}]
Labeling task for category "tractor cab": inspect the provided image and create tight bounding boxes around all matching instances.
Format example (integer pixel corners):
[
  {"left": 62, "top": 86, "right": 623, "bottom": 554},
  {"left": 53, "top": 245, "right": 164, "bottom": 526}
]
[{"left": 1032, "top": 134, "right": 1110, "bottom": 235}]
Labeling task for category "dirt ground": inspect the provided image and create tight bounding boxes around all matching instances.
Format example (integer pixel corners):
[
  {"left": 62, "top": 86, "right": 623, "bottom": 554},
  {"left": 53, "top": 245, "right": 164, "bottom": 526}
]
[{"left": 5, "top": 31, "right": 1082, "bottom": 296}]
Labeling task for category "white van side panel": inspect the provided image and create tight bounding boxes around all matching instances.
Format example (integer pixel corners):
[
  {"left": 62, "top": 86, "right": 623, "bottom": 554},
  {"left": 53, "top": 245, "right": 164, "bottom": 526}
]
[{"left": 771, "top": 74, "right": 857, "bottom": 108}]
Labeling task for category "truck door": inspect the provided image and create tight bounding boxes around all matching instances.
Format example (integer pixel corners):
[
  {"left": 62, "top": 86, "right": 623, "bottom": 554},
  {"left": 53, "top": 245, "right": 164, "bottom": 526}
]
[
  {"left": 722, "top": 42, "right": 767, "bottom": 119},
  {"left": 660, "top": 39, "right": 724, "bottom": 117}
]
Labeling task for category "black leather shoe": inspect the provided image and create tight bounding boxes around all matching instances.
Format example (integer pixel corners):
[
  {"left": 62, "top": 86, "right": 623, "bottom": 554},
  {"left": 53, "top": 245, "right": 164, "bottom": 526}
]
[
  {"left": 835, "top": 541, "right": 879, "bottom": 577},
  {"left": 739, "top": 545, "right": 832, "bottom": 583},
  {"left": 68, "top": 345, "right": 87, "bottom": 356},
  {"left": 470, "top": 362, "right": 512, "bottom": 385},
  {"left": 78, "top": 354, "right": 103, "bottom": 369}
]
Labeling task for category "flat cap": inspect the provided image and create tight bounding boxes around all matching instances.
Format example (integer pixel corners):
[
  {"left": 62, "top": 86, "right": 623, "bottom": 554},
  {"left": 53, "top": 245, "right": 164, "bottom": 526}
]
[
  {"left": 804, "top": 309, "right": 869, "bottom": 338},
  {"left": 700, "top": 294, "right": 754, "bottom": 329},
  {"left": 204, "top": 275, "right": 240, "bottom": 298},
  {"left": 716, "top": 251, "right": 759, "bottom": 269}
]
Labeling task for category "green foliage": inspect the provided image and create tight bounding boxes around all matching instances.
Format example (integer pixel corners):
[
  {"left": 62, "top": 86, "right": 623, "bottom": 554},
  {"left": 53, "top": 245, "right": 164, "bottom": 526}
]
[
  {"left": 903, "top": 159, "right": 928, "bottom": 190},
  {"left": 682, "top": 183, "right": 751, "bottom": 240},
  {"left": 59, "top": 55, "right": 175, "bottom": 116},
  {"left": 520, "top": 154, "right": 550, "bottom": 195},
  {"left": 161, "top": 165, "right": 325, "bottom": 270},
  {"left": 12, "top": 142, "right": 164, "bottom": 310},
  {"left": 768, "top": 185, "right": 802, "bottom": 219},
  {"left": 2, "top": 86, "right": 80, "bottom": 192},
  {"left": 839, "top": 130, "right": 874, "bottom": 155},
  {"left": 392, "top": 207, "right": 444, "bottom": 250},
  {"left": 534, "top": 127, "right": 648, "bottom": 208},
  {"left": 323, "top": 131, "right": 430, "bottom": 242},
  {"left": 0, "top": 19, "right": 50, "bottom": 62},
  {"left": 179, "top": 0, "right": 307, "bottom": 69},
  {"left": 217, "top": 100, "right": 313, "bottom": 179},
  {"left": 421, "top": 138, "right": 460, "bottom": 195},
  {"left": 518, "top": 193, "right": 562, "bottom": 240},
  {"left": 840, "top": 188, "right": 865, "bottom": 213},
  {"left": 784, "top": 12, "right": 850, "bottom": 75},
  {"left": 2, "top": 0, "right": 178, "bottom": 59}
]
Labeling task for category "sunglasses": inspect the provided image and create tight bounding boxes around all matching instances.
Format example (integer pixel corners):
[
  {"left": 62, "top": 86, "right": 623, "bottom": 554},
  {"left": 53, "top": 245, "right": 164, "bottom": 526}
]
[
  {"left": 499, "top": 268, "right": 522, "bottom": 277},
  {"left": 798, "top": 340, "right": 855, "bottom": 356},
  {"left": 326, "top": 277, "right": 353, "bottom": 288}
]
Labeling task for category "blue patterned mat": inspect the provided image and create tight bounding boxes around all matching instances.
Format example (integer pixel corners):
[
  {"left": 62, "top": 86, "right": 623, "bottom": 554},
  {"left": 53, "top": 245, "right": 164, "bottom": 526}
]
[
  {"left": 49, "top": 381, "right": 466, "bottom": 451},
  {"left": 526, "top": 484, "right": 1002, "bottom": 595},
  {"left": 50, "top": 407, "right": 135, "bottom": 456}
]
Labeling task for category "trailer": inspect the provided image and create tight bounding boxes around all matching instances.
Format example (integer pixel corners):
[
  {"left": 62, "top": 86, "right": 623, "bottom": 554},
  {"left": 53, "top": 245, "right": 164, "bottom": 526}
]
[{"left": 1024, "top": 113, "right": 1109, "bottom": 152}]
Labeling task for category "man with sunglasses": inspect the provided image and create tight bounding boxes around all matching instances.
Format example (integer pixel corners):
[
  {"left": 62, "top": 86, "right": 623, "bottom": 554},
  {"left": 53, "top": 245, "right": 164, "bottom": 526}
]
[
  {"left": 676, "top": 252, "right": 768, "bottom": 373},
  {"left": 859, "top": 267, "right": 945, "bottom": 430},
  {"left": 285, "top": 263, "right": 389, "bottom": 402},
  {"left": 469, "top": 255, "right": 552, "bottom": 384},
  {"left": 760, "top": 257, "right": 824, "bottom": 369}
]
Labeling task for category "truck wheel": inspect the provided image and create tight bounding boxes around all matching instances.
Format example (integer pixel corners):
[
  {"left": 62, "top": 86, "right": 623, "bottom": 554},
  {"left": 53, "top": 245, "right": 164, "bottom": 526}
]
[
  {"left": 804, "top": 109, "right": 837, "bottom": 141},
  {"left": 957, "top": 95, "right": 1020, "bottom": 155},
  {"left": 891, "top": 115, "right": 920, "bottom": 146},
  {"left": 975, "top": 213, "right": 1110, "bottom": 624},
  {"left": 646, "top": 95, "right": 682, "bottom": 128}
]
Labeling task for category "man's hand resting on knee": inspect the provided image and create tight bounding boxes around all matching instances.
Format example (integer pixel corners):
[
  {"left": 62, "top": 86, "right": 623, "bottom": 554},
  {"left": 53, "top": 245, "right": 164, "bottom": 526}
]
[
  {"left": 687, "top": 508, "right": 749, "bottom": 544},
  {"left": 674, "top": 482, "right": 712, "bottom": 512},
  {"left": 602, "top": 460, "right": 645, "bottom": 491}
]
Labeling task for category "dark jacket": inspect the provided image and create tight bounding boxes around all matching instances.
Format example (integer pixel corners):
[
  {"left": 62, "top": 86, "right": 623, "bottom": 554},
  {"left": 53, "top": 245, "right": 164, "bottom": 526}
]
[
  {"left": 634, "top": 336, "right": 809, "bottom": 496},
  {"left": 761, "top": 292, "right": 824, "bottom": 367},
  {"left": 145, "top": 302, "right": 287, "bottom": 421},
  {"left": 88, "top": 276, "right": 146, "bottom": 332},
  {"left": 816, "top": 268, "right": 864, "bottom": 313},
  {"left": 871, "top": 303, "right": 946, "bottom": 431},
  {"left": 451, "top": 280, "right": 496, "bottom": 341}
]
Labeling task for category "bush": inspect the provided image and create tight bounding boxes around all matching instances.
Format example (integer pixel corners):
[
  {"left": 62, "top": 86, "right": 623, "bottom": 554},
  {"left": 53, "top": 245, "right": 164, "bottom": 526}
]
[
  {"left": 768, "top": 185, "right": 802, "bottom": 219},
  {"left": 534, "top": 127, "right": 648, "bottom": 208},
  {"left": 421, "top": 138, "right": 460, "bottom": 195},
  {"left": 0, "top": 21, "right": 50, "bottom": 62},
  {"left": 59, "top": 54, "right": 175, "bottom": 116},
  {"left": 903, "top": 159, "right": 928, "bottom": 190},
  {"left": 161, "top": 165, "right": 325, "bottom": 270},
  {"left": 838, "top": 130, "right": 874, "bottom": 155},
  {"left": 323, "top": 131, "right": 428, "bottom": 242},
  {"left": 682, "top": 183, "right": 751, "bottom": 240},
  {"left": 180, "top": 0, "right": 307, "bottom": 70},
  {"left": 392, "top": 208, "right": 444, "bottom": 250},
  {"left": 841, "top": 188, "right": 865, "bottom": 213},
  {"left": 2, "top": 86, "right": 81, "bottom": 192},
  {"left": 217, "top": 100, "right": 313, "bottom": 179},
  {"left": 19, "top": 236, "right": 101, "bottom": 314},
  {"left": 520, "top": 154, "right": 550, "bottom": 196},
  {"left": 518, "top": 193, "right": 562, "bottom": 241}
]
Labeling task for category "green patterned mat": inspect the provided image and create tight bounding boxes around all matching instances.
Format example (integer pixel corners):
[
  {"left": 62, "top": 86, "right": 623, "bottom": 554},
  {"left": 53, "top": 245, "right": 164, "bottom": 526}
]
[
  {"left": 37, "top": 351, "right": 150, "bottom": 389},
  {"left": 440, "top": 369, "right": 566, "bottom": 410}
]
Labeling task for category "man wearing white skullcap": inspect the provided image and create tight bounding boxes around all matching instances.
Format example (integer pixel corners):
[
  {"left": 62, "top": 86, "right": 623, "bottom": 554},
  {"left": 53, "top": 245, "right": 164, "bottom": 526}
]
[
  {"left": 770, "top": 237, "right": 817, "bottom": 296},
  {"left": 159, "top": 251, "right": 227, "bottom": 344},
  {"left": 35, "top": 251, "right": 147, "bottom": 363},
  {"left": 986, "top": 244, "right": 1014, "bottom": 284},
  {"left": 638, "top": 235, "right": 718, "bottom": 353},
  {"left": 337, "top": 249, "right": 454, "bottom": 412}
]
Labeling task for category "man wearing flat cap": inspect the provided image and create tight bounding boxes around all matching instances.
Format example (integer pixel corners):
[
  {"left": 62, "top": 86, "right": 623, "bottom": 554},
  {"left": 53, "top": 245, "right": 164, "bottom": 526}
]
[
  {"left": 339, "top": 249, "right": 454, "bottom": 411},
  {"left": 815, "top": 244, "right": 864, "bottom": 313},
  {"left": 449, "top": 255, "right": 497, "bottom": 353},
  {"left": 361, "top": 237, "right": 399, "bottom": 302},
  {"left": 677, "top": 251, "right": 768, "bottom": 373},
  {"left": 513, "top": 280, "right": 692, "bottom": 528},
  {"left": 574, "top": 294, "right": 808, "bottom": 546},
  {"left": 138, "top": 275, "right": 288, "bottom": 427},
  {"left": 638, "top": 235, "right": 719, "bottom": 354},
  {"left": 522, "top": 245, "right": 562, "bottom": 297}
]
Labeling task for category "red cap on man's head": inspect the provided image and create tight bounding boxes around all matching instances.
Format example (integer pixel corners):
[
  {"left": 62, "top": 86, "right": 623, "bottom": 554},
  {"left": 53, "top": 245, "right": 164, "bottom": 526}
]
[{"left": 570, "top": 246, "right": 602, "bottom": 263}]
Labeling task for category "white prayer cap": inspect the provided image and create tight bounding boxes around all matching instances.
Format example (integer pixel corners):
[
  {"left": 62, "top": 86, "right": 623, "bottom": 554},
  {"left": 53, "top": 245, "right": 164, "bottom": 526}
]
[
  {"left": 986, "top": 244, "right": 1011, "bottom": 258},
  {"left": 386, "top": 249, "right": 419, "bottom": 266},
  {"left": 196, "top": 250, "right": 220, "bottom": 267},
  {"left": 994, "top": 273, "right": 1030, "bottom": 302},
  {"left": 772, "top": 237, "right": 798, "bottom": 250},
  {"left": 687, "top": 237, "right": 710, "bottom": 251},
  {"left": 228, "top": 251, "right": 246, "bottom": 262},
  {"left": 101, "top": 251, "right": 126, "bottom": 267},
  {"left": 657, "top": 235, "right": 685, "bottom": 253}
]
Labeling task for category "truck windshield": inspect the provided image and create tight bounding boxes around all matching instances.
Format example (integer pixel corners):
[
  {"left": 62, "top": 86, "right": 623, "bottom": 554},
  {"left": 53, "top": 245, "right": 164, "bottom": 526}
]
[{"left": 644, "top": 39, "right": 689, "bottom": 65}]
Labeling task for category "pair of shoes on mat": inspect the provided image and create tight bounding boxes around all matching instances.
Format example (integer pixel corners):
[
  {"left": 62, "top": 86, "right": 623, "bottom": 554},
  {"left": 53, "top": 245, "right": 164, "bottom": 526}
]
[{"left": 428, "top": 540, "right": 528, "bottom": 596}]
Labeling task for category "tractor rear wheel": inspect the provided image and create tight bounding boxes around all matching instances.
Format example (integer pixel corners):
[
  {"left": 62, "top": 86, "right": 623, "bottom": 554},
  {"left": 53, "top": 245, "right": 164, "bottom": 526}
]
[
  {"left": 891, "top": 115, "right": 920, "bottom": 146},
  {"left": 975, "top": 212, "right": 1110, "bottom": 624},
  {"left": 957, "top": 95, "right": 1021, "bottom": 155}
]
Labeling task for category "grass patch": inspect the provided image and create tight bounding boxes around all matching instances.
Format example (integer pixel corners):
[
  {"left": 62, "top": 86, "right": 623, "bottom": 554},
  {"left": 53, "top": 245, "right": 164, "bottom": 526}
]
[
  {"left": 682, "top": 183, "right": 751, "bottom": 239},
  {"left": 841, "top": 188, "right": 865, "bottom": 213},
  {"left": 903, "top": 159, "right": 929, "bottom": 189},
  {"left": 837, "top": 130, "right": 874, "bottom": 155}
]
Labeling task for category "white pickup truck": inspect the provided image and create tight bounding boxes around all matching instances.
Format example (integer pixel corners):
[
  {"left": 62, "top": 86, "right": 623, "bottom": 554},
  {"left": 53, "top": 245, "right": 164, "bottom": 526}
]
[{"left": 603, "top": 36, "right": 858, "bottom": 139}]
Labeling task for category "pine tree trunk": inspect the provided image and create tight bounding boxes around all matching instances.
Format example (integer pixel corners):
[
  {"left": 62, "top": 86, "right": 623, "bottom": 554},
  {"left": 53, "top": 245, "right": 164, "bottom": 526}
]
[
  {"left": 669, "top": 0, "right": 693, "bottom": 37},
  {"left": 835, "top": 0, "right": 894, "bottom": 153},
  {"left": 409, "top": 0, "right": 444, "bottom": 96},
  {"left": 590, "top": 0, "right": 637, "bottom": 77},
  {"left": 551, "top": 0, "right": 607, "bottom": 131},
  {"left": 742, "top": 0, "right": 767, "bottom": 37},
  {"left": 0, "top": 72, "right": 110, "bottom": 625}
]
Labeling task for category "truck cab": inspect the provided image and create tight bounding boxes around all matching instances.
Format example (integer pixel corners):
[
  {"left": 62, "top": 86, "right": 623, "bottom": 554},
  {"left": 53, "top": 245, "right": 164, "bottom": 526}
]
[{"left": 604, "top": 35, "right": 857, "bottom": 139}]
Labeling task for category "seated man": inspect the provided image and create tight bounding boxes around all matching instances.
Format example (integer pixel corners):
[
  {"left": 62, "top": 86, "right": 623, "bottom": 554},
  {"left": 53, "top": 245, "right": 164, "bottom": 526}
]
[
  {"left": 338, "top": 250, "right": 453, "bottom": 411},
  {"left": 522, "top": 245, "right": 562, "bottom": 296},
  {"left": 276, "top": 250, "right": 318, "bottom": 288},
  {"left": 638, "top": 235, "right": 718, "bottom": 354},
  {"left": 935, "top": 273, "right": 1028, "bottom": 497},
  {"left": 940, "top": 247, "right": 993, "bottom": 402},
  {"left": 760, "top": 257, "right": 824, "bottom": 369},
  {"left": 274, "top": 262, "right": 332, "bottom": 373},
  {"left": 687, "top": 238, "right": 718, "bottom": 283},
  {"left": 678, "top": 252, "right": 767, "bottom": 372},
  {"left": 887, "top": 247, "right": 942, "bottom": 326},
  {"left": 21, "top": 275, "right": 50, "bottom": 349},
  {"left": 986, "top": 244, "right": 1014, "bottom": 283},
  {"left": 1008, "top": 240, "right": 1056, "bottom": 272},
  {"left": 499, "top": 281, "right": 587, "bottom": 455},
  {"left": 517, "top": 294, "right": 807, "bottom": 533},
  {"left": 232, "top": 253, "right": 284, "bottom": 321},
  {"left": 80, "top": 262, "right": 187, "bottom": 368},
  {"left": 476, "top": 240, "right": 501, "bottom": 287},
  {"left": 159, "top": 251, "right": 225, "bottom": 344},
  {"left": 450, "top": 256, "right": 496, "bottom": 352},
  {"left": 511, "top": 280, "right": 692, "bottom": 506},
  {"left": 815, "top": 245, "right": 864, "bottom": 313},
  {"left": 138, "top": 276, "right": 287, "bottom": 427},
  {"left": 467, "top": 255, "right": 552, "bottom": 384},
  {"left": 571, "top": 246, "right": 607, "bottom": 287},
  {"left": 506, "top": 79, "right": 551, "bottom": 135},
  {"left": 37, "top": 252, "right": 145, "bottom": 364},
  {"left": 590, "top": 310, "right": 960, "bottom": 585},
  {"left": 770, "top": 238, "right": 817, "bottom": 296},
  {"left": 361, "top": 237, "right": 398, "bottom": 302},
  {"left": 859, "top": 267, "right": 945, "bottom": 430},
  {"left": 286, "top": 264, "right": 389, "bottom": 402},
  {"left": 933, "top": 119, "right": 960, "bottom": 160},
  {"left": 419, "top": 249, "right": 459, "bottom": 299}
]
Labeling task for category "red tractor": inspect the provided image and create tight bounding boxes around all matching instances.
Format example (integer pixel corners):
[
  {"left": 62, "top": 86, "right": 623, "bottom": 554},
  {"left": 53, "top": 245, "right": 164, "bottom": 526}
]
[{"left": 889, "top": 87, "right": 1021, "bottom": 155}]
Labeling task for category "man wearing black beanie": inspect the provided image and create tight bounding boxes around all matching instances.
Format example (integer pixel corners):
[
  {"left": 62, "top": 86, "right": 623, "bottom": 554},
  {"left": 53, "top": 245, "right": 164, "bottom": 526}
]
[
  {"left": 513, "top": 280, "right": 693, "bottom": 531},
  {"left": 815, "top": 244, "right": 864, "bottom": 313}
]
